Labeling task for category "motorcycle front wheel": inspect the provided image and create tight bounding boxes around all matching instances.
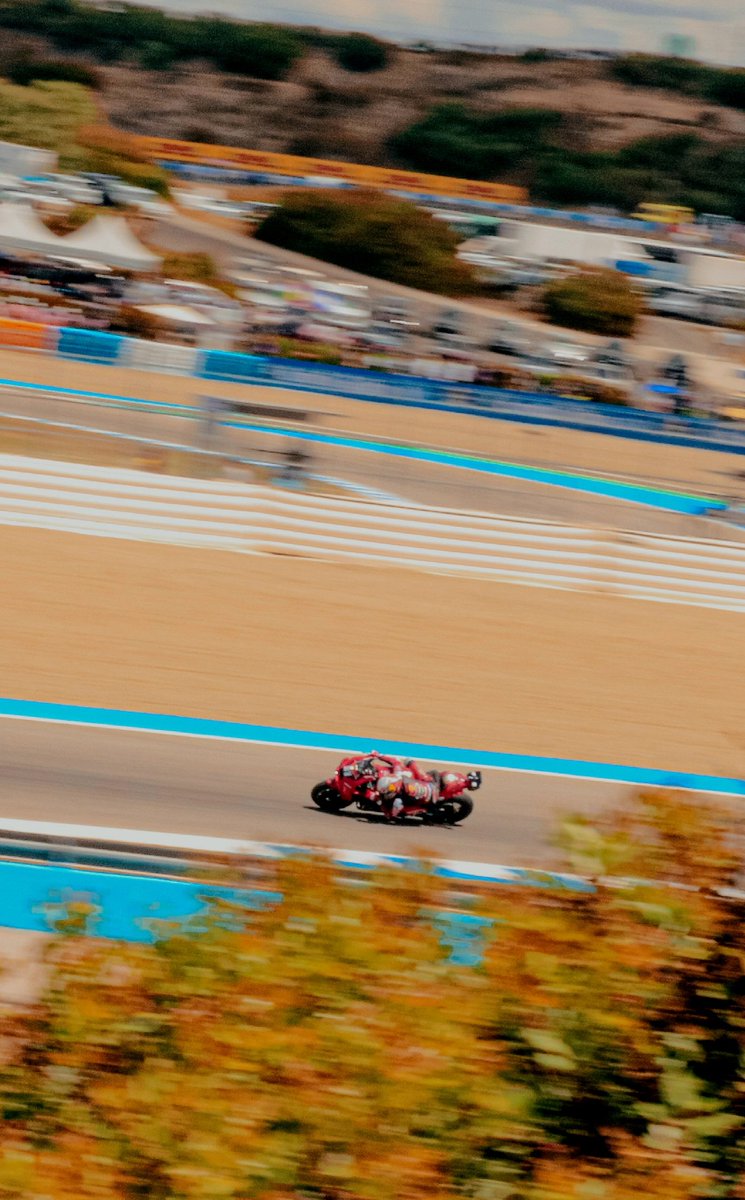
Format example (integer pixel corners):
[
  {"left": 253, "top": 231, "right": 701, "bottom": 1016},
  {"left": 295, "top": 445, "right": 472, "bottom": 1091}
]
[
  {"left": 311, "top": 782, "right": 351, "bottom": 812},
  {"left": 435, "top": 796, "right": 474, "bottom": 825}
]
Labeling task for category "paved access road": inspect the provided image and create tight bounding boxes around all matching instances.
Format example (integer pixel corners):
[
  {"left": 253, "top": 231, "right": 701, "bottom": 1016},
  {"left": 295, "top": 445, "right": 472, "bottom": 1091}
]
[{"left": 0, "top": 718, "right": 707, "bottom": 869}]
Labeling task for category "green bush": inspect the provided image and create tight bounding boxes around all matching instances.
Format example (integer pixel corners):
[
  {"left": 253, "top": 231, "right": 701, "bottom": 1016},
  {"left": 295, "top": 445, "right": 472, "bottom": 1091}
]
[
  {"left": 611, "top": 53, "right": 715, "bottom": 95},
  {"left": 0, "top": 0, "right": 305, "bottom": 80},
  {"left": 391, "top": 102, "right": 562, "bottom": 179},
  {"left": 610, "top": 53, "right": 745, "bottom": 112},
  {"left": 533, "top": 135, "right": 745, "bottom": 220},
  {"left": 210, "top": 23, "right": 304, "bottom": 79},
  {"left": 391, "top": 98, "right": 745, "bottom": 219},
  {"left": 542, "top": 269, "right": 642, "bottom": 337},
  {"left": 136, "top": 39, "right": 175, "bottom": 71},
  {"left": 256, "top": 189, "right": 476, "bottom": 295},
  {"left": 333, "top": 32, "right": 388, "bottom": 72},
  {"left": 6, "top": 54, "right": 101, "bottom": 87},
  {"left": 0, "top": 78, "right": 95, "bottom": 153},
  {"left": 521, "top": 47, "right": 551, "bottom": 62}
]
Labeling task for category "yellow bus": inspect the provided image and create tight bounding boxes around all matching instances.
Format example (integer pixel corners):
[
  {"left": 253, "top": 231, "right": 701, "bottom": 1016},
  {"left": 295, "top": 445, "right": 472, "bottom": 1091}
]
[{"left": 632, "top": 202, "right": 695, "bottom": 225}]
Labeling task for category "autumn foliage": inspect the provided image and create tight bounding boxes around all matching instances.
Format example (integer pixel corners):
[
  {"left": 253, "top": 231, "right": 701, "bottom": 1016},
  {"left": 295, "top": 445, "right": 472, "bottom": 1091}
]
[
  {"left": 1, "top": 791, "right": 745, "bottom": 1198},
  {"left": 256, "top": 190, "right": 478, "bottom": 295},
  {"left": 542, "top": 268, "right": 643, "bottom": 337}
]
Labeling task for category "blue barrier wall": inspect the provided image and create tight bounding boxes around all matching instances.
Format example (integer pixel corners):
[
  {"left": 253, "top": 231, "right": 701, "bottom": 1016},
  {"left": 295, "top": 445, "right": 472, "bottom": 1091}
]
[
  {"left": 200, "top": 348, "right": 265, "bottom": 384},
  {"left": 0, "top": 857, "right": 493, "bottom": 963},
  {"left": 57, "top": 328, "right": 125, "bottom": 364},
  {"left": 38, "top": 326, "right": 745, "bottom": 455}
]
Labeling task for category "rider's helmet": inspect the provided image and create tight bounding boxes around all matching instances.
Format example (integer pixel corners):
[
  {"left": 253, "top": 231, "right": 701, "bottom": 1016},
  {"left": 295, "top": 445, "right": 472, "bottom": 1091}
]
[{"left": 466, "top": 771, "right": 482, "bottom": 791}]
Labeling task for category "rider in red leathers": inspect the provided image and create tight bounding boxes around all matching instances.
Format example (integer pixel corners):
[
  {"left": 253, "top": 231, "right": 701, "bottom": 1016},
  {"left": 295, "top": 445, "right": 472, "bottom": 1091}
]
[
  {"left": 369, "top": 758, "right": 439, "bottom": 820},
  {"left": 341, "top": 752, "right": 439, "bottom": 820}
]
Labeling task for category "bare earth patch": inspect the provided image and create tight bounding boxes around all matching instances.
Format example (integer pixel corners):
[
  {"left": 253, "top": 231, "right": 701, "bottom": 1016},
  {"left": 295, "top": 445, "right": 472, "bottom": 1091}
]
[{"left": 97, "top": 52, "right": 745, "bottom": 161}]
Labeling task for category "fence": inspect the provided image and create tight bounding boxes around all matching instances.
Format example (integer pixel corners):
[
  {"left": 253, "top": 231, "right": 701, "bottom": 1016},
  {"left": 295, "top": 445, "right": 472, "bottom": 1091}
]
[{"left": 2, "top": 454, "right": 744, "bottom": 611}]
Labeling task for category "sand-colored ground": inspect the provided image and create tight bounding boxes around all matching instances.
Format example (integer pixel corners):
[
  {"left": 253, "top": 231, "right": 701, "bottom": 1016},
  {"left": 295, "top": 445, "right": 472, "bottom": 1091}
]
[
  {"left": 3, "top": 347, "right": 744, "bottom": 500},
  {"left": 98, "top": 52, "right": 745, "bottom": 155},
  {"left": 2, "top": 525, "right": 742, "bottom": 776}
]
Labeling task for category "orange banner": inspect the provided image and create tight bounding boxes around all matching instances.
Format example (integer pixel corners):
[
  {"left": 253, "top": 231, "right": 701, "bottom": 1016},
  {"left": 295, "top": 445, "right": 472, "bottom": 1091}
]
[
  {"left": 129, "top": 133, "right": 527, "bottom": 204},
  {"left": 0, "top": 317, "right": 51, "bottom": 349}
]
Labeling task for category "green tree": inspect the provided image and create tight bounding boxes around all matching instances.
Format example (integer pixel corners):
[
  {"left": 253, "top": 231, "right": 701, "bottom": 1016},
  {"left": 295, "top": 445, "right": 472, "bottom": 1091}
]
[
  {"left": 334, "top": 32, "right": 389, "bottom": 72},
  {"left": 1, "top": 792, "right": 745, "bottom": 1196},
  {"left": 543, "top": 269, "right": 643, "bottom": 336},
  {"left": 391, "top": 102, "right": 563, "bottom": 180},
  {"left": 0, "top": 1, "right": 305, "bottom": 80},
  {"left": 256, "top": 189, "right": 477, "bottom": 294},
  {"left": 5, "top": 54, "right": 101, "bottom": 88}
]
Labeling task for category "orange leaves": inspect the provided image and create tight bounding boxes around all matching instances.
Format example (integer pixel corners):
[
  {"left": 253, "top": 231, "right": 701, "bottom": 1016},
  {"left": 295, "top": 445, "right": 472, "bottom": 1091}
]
[{"left": 0, "top": 793, "right": 744, "bottom": 1197}]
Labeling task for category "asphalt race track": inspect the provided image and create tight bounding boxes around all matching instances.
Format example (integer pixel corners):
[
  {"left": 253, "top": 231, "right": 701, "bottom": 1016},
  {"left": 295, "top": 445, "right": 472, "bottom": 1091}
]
[{"left": 0, "top": 717, "right": 717, "bottom": 869}]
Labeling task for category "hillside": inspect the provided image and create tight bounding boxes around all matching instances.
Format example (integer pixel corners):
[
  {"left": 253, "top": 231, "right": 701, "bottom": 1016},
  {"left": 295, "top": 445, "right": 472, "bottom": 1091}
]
[
  {"left": 95, "top": 53, "right": 745, "bottom": 215},
  {"left": 99, "top": 51, "right": 745, "bottom": 161},
  {"left": 3, "top": 2, "right": 745, "bottom": 213}
]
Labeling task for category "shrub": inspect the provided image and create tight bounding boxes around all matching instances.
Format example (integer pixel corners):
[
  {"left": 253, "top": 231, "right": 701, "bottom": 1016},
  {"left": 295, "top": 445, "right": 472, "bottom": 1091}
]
[
  {"left": 278, "top": 336, "right": 342, "bottom": 364},
  {"left": 156, "top": 251, "right": 236, "bottom": 296},
  {"left": 210, "top": 23, "right": 304, "bottom": 80},
  {"left": 391, "top": 102, "right": 564, "bottom": 179},
  {"left": 392, "top": 100, "right": 745, "bottom": 219},
  {"left": 256, "top": 189, "right": 477, "bottom": 295},
  {"left": 2, "top": 793, "right": 745, "bottom": 1197},
  {"left": 43, "top": 201, "right": 95, "bottom": 235},
  {"left": 137, "top": 40, "right": 175, "bottom": 71},
  {"left": 542, "top": 268, "right": 642, "bottom": 337},
  {"left": 334, "top": 32, "right": 389, "bottom": 72},
  {"left": 6, "top": 54, "right": 102, "bottom": 87},
  {"left": 610, "top": 52, "right": 745, "bottom": 112},
  {"left": 0, "top": 78, "right": 95, "bottom": 154},
  {"left": 533, "top": 134, "right": 745, "bottom": 219},
  {"left": 610, "top": 53, "right": 715, "bottom": 95},
  {"left": 159, "top": 251, "right": 218, "bottom": 283},
  {"left": 0, "top": 1, "right": 306, "bottom": 80},
  {"left": 71, "top": 125, "right": 171, "bottom": 195}
]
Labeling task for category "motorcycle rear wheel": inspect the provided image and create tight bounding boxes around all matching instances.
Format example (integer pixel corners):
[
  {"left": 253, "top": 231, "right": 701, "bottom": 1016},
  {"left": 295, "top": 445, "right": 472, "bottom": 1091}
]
[
  {"left": 436, "top": 796, "right": 474, "bottom": 824},
  {"left": 311, "top": 783, "right": 350, "bottom": 812}
]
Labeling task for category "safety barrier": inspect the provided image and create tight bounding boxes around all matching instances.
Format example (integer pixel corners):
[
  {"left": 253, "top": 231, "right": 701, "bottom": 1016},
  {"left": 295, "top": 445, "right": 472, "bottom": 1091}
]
[
  {"left": 120, "top": 336, "right": 199, "bottom": 375},
  {"left": 0, "top": 317, "right": 56, "bottom": 350},
  {"left": 0, "top": 815, "right": 742, "bottom": 945},
  {"left": 0, "top": 816, "right": 586, "bottom": 889},
  {"left": 56, "top": 327, "right": 125, "bottom": 364},
  {"left": 2, "top": 318, "right": 745, "bottom": 454},
  {"left": 0, "top": 818, "right": 581, "bottom": 946},
  {"left": 1, "top": 454, "right": 744, "bottom": 611}
]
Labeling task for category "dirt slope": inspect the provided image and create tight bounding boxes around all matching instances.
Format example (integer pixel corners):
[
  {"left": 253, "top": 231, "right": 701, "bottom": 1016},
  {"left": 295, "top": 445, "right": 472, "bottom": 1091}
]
[{"left": 97, "top": 51, "right": 745, "bottom": 163}]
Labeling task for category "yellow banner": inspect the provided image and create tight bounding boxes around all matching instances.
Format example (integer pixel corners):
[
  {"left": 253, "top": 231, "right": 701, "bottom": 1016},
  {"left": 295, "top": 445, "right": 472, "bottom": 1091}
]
[{"left": 129, "top": 134, "right": 527, "bottom": 204}]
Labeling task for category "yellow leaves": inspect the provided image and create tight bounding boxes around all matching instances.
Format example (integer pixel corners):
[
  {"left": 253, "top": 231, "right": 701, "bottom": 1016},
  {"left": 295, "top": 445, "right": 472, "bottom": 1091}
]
[
  {"left": 522, "top": 1029, "right": 576, "bottom": 1067},
  {"left": 0, "top": 793, "right": 743, "bottom": 1198},
  {"left": 0, "top": 1145, "right": 33, "bottom": 1196}
]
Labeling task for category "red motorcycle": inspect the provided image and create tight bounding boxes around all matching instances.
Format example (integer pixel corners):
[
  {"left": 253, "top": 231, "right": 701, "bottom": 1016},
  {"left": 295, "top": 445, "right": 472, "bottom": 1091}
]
[{"left": 311, "top": 752, "right": 481, "bottom": 825}]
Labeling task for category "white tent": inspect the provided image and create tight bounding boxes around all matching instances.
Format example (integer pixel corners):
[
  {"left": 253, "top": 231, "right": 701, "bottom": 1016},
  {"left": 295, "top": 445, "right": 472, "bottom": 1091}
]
[
  {"left": 0, "top": 202, "right": 63, "bottom": 254},
  {"left": 61, "top": 215, "right": 161, "bottom": 271}
]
